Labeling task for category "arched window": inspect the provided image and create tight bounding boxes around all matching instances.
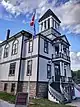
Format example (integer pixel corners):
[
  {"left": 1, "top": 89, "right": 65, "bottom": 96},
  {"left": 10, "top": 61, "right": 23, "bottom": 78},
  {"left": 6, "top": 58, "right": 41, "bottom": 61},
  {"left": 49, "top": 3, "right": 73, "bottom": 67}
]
[
  {"left": 4, "top": 44, "right": 9, "bottom": 58},
  {"left": 12, "top": 40, "right": 18, "bottom": 55}
]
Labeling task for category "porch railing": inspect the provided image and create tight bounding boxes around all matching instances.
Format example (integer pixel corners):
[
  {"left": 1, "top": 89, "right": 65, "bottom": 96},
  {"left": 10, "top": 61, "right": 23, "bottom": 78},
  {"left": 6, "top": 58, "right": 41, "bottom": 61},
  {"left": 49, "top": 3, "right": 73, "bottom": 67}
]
[{"left": 52, "top": 53, "right": 70, "bottom": 61}]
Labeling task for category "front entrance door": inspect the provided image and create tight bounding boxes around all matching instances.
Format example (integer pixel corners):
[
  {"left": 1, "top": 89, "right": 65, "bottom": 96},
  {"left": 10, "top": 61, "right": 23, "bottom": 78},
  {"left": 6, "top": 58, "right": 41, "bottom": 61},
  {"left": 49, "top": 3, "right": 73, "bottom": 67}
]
[
  {"left": 54, "top": 64, "right": 60, "bottom": 92},
  {"left": 55, "top": 64, "right": 60, "bottom": 82}
]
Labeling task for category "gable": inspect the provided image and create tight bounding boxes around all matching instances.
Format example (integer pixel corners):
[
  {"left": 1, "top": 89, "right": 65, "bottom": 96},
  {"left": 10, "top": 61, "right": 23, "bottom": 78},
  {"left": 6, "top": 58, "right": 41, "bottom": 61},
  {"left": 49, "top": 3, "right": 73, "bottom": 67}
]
[
  {"left": 61, "top": 35, "right": 70, "bottom": 45},
  {"left": 39, "top": 9, "right": 61, "bottom": 23}
]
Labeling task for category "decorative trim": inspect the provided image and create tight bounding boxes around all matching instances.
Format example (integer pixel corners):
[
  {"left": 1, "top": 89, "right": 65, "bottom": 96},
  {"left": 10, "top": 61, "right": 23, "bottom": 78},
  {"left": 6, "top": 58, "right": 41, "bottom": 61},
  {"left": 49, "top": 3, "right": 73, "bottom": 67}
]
[
  {"left": 0, "top": 54, "right": 51, "bottom": 65},
  {"left": 22, "top": 55, "right": 38, "bottom": 60},
  {"left": 0, "top": 58, "right": 20, "bottom": 64},
  {"left": 0, "top": 30, "right": 32, "bottom": 46},
  {"left": 39, "top": 54, "right": 51, "bottom": 60}
]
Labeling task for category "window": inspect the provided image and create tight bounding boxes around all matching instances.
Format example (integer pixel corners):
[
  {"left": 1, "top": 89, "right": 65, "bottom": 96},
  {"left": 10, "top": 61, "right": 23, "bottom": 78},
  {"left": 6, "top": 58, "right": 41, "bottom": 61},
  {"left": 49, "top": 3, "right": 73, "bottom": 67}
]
[
  {"left": 12, "top": 40, "right": 18, "bottom": 55},
  {"left": 41, "top": 22, "right": 43, "bottom": 31},
  {"left": 44, "top": 40, "right": 48, "bottom": 53},
  {"left": 9, "top": 62, "right": 16, "bottom": 76},
  {"left": 47, "top": 64, "right": 51, "bottom": 79},
  {"left": 11, "top": 83, "right": 15, "bottom": 92},
  {"left": 44, "top": 21, "right": 46, "bottom": 29},
  {"left": 55, "top": 21, "right": 59, "bottom": 30},
  {"left": 28, "top": 40, "right": 33, "bottom": 53},
  {"left": 63, "top": 47, "right": 67, "bottom": 55},
  {"left": 0, "top": 47, "right": 2, "bottom": 59},
  {"left": 4, "top": 44, "right": 9, "bottom": 58},
  {"left": 27, "top": 60, "right": 32, "bottom": 76},
  {"left": 53, "top": 19, "right": 54, "bottom": 28},
  {"left": 64, "top": 65, "right": 66, "bottom": 77},
  {"left": 48, "top": 19, "right": 50, "bottom": 29},
  {"left": 4, "top": 83, "right": 8, "bottom": 91}
]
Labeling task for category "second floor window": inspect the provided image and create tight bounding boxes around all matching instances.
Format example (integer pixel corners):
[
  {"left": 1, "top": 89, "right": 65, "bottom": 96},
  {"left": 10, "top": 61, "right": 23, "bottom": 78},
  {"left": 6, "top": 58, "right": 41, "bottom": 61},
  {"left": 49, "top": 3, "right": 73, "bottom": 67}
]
[
  {"left": 28, "top": 40, "right": 33, "bottom": 53},
  {"left": 9, "top": 62, "right": 16, "bottom": 76},
  {"left": 44, "top": 40, "right": 48, "bottom": 53},
  {"left": 27, "top": 60, "right": 32, "bottom": 76},
  {"left": 4, "top": 44, "right": 9, "bottom": 58},
  {"left": 12, "top": 40, "right": 18, "bottom": 55}
]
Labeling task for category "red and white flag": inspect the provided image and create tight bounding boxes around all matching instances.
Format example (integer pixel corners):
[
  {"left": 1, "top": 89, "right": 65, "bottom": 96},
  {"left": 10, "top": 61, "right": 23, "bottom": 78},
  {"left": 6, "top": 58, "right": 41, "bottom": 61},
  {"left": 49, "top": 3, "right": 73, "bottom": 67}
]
[{"left": 30, "top": 14, "right": 35, "bottom": 26}]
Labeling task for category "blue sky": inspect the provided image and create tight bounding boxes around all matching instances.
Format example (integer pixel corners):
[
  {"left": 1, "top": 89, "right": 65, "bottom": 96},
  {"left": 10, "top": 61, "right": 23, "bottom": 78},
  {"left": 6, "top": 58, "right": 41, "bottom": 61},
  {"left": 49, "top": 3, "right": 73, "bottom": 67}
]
[{"left": 0, "top": 0, "right": 80, "bottom": 70}]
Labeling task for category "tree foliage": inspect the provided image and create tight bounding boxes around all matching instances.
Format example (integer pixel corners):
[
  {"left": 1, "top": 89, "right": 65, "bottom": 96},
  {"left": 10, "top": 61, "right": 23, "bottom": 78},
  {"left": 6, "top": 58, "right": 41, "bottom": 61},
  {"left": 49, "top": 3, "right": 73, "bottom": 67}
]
[{"left": 72, "top": 70, "right": 80, "bottom": 84}]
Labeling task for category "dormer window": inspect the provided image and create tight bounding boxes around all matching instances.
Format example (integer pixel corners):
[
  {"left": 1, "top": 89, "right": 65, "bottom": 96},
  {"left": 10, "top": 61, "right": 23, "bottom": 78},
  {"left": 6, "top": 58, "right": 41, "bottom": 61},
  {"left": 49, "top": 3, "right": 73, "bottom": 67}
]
[{"left": 4, "top": 44, "right": 9, "bottom": 58}]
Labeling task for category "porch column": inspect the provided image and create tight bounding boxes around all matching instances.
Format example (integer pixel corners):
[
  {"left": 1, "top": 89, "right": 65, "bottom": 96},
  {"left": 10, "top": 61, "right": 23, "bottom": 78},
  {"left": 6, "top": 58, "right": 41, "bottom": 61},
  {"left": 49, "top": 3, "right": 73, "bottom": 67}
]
[
  {"left": 60, "top": 62, "right": 63, "bottom": 76},
  {"left": 52, "top": 63, "right": 55, "bottom": 81},
  {"left": 59, "top": 43, "right": 62, "bottom": 53},
  {"left": 67, "top": 64, "right": 71, "bottom": 77},
  {"left": 39, "top": 23, "right": 41, "bottom": 32},
  {"left": 46, "top": 20, "right": 48, "bottom": 29},
  {"left": 43, "top": 21, "right": 45, "bottom": 31},
  {"left": 50, "top": 17, "right": 53, "bottom": 28},
  {"left": 62, "top": 45, "right": 64, "bottom": 54}
]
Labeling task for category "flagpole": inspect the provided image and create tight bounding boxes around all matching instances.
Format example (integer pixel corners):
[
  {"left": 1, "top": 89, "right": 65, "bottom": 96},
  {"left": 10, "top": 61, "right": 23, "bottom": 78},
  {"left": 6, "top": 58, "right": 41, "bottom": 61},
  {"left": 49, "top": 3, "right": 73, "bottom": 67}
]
[{"left": 27, "top": 25, "right": 34, "bottom": 107}]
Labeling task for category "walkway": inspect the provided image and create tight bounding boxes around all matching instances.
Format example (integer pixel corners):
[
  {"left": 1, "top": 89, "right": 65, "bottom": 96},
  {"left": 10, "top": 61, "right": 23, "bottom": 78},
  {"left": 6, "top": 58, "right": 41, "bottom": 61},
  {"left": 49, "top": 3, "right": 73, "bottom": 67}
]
[{"left": 66, "top": 99, "right": 80, "bottom": 107}]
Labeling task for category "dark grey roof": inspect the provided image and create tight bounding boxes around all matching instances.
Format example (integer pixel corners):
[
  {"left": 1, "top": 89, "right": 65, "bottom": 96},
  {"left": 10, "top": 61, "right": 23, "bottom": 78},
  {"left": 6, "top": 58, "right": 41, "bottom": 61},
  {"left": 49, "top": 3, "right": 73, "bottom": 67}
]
[
  {"left": 0, "top": 30, "right": 32, "bottom": 46},
  {"left": 39, "top": 9, "right": 61, "bottom": 23}
]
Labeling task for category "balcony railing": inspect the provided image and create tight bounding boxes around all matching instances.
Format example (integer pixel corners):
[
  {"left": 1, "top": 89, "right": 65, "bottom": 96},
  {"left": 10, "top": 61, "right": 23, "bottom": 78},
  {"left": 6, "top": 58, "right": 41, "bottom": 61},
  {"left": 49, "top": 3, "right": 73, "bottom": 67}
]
[
  {"left": 60, "top": 76, "right": 72, "bottom": 83},
  {"left": 52, "top": 53, "right": 70, "bottom": 61}
]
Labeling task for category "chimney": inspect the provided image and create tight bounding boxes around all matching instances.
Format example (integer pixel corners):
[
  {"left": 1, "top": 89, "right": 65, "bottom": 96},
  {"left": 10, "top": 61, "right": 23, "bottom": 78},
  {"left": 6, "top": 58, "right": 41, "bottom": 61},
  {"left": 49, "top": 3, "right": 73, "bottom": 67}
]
[{"left": 6, "top": 29, "right": 10, "bottom": 40}]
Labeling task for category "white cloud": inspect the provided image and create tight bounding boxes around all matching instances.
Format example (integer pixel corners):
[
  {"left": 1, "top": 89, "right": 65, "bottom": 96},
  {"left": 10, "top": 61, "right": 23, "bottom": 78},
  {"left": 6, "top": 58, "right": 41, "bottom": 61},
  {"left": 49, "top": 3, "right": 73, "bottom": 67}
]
[
  {"left": 54, "top": 1, "right": 80, "bottom": 34},
  {"left": 0, "top": 41, "right": 2, "bottom": 43},
  {"left": 70, "top": 52, "right": 80, "bottom": 71},
  {"left": 0, "top": 0, "right": 80, "bottom": 34}
]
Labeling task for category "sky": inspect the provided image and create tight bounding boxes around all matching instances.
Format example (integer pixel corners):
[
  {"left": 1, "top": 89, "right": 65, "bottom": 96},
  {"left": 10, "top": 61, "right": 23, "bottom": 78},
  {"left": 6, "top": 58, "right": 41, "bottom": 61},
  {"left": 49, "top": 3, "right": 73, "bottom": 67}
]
[{"left": 0, "top": 0, "right": 80, "bottom": 70}]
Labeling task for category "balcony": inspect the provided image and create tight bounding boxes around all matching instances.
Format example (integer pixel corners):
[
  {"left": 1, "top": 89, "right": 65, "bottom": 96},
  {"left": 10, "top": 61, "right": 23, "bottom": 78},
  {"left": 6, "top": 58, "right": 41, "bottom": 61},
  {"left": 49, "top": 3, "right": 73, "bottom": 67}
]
[
  {"left": 52, "top": 53, "right": 70, "bottom": 61},
  {"left": 60, "top": 76, "right": 72, "bottom": 83}
]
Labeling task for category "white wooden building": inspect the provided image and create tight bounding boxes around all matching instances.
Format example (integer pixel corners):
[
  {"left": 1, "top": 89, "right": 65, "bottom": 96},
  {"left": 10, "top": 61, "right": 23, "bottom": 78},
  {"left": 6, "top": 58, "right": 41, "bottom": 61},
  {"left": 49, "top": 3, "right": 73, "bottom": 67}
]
[{"left": 0, "top": 9, "right": 79, "bottom": 103}]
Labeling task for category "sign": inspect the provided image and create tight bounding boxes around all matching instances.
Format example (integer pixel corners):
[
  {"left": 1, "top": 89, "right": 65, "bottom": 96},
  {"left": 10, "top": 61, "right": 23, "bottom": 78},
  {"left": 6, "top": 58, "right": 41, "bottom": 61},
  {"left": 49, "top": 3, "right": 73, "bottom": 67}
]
[{"left": 15, "top": 92, "right": 28, "bottom": 107}]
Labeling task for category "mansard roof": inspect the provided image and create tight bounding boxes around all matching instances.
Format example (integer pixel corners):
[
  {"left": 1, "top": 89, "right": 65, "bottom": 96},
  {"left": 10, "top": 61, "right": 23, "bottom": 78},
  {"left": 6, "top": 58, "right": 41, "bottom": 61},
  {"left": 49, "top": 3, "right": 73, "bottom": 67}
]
[
  {"left": 39, "top": 9, "right": 61, "bottom": 23},
  {"left": 53, "top": 35, "right": 70, "bottom": 46},
  {"left": 0, "top": 30, "right": 32, "bottom": 46}
]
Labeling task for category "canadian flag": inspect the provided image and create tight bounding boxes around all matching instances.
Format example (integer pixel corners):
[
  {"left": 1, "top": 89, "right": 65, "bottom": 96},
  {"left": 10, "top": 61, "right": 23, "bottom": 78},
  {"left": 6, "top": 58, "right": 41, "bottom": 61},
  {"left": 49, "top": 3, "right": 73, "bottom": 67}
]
[{"left": 30, "top": 14, "right": 35, "bottom": 26}]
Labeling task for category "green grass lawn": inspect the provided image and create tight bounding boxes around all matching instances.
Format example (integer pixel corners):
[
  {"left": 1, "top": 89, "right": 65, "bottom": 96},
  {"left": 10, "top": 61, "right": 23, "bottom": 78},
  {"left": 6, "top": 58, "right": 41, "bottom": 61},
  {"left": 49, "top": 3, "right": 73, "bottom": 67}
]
[{"left": 0, "top": 92, "right": 74, "bottom": 107}]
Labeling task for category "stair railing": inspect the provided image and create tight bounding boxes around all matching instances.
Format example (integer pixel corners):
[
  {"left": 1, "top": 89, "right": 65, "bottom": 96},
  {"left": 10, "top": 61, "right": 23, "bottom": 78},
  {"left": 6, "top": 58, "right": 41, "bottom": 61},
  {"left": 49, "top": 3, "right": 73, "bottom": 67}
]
[
  {"left": 48, "top": 77, "right": 64, "bottom": 103},
  {"left": 49, "top": 85, "right": 64, "bottom": 103},
  {"left": 72, "top": 80, "right": 80, "bottom": 92},
  {"left": 60, "top": 79, "right": 71, "bottom": 101}
]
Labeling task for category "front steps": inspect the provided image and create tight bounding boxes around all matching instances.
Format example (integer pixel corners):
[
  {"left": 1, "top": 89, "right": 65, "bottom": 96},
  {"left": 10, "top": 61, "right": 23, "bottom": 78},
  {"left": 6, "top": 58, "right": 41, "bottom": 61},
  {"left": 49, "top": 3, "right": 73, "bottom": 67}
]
[{"left": 48, "top": 82, "right": 72, "bottom": 104}]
